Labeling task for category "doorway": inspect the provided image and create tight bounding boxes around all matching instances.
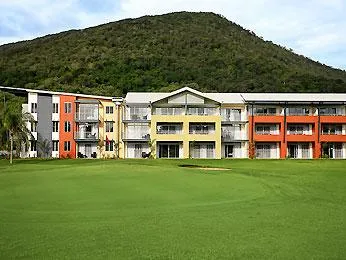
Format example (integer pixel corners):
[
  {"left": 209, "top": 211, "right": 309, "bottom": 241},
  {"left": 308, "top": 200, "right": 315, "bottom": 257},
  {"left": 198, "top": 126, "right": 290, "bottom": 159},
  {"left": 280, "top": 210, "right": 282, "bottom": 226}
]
[
  {"left": 288, "top": 144, "right": 298, "bottom": 158},
  {"left": 85, "top": 144, "right": 92, "bottom": 158},
  {"left": 158, "top": 143, "right": 180, "bottom": 158},
  {"left": 225, "top": 145, "right": 234, "bottom": 158},
  {"left": 134, "top": 144, "right": 142, "bottom": 158}
]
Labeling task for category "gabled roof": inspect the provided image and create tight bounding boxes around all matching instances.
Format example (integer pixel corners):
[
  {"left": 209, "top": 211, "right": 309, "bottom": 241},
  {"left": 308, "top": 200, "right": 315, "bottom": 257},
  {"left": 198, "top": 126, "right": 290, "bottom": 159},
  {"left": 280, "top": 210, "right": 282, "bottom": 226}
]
[
  {"left": 125, "top": 87, "right": 245, "bottom": 104},
  {"left": 126, "top": 87, "right": 222, "bottom": 104},
  {"left": 151, "top": 87, "right": 220, "bottom": 104}
]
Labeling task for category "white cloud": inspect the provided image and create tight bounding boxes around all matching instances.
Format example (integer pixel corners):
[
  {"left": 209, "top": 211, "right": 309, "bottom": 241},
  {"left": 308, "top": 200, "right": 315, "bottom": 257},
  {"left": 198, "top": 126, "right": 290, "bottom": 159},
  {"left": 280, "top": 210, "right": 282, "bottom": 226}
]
[{"left": 0, "top": 0, "right": 345, "bottom": 70}]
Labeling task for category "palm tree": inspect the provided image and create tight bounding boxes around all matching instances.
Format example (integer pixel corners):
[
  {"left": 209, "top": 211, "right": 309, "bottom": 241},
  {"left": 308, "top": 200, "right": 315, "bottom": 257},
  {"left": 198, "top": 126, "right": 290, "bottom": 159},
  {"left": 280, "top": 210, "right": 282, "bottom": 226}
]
[
  {"left": 1, "top": 105, "right": 34, "bottom": 164},
  {"left": 37, "top": 136, "right": 52, "bottom": 158}
]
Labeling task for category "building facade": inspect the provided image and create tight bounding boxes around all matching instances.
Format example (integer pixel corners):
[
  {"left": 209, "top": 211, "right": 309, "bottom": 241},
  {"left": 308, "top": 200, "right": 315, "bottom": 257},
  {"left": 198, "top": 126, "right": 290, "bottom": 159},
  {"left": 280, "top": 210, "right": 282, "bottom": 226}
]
[{"left": 1, "top": 86, "right": 346, "bottom": 159}]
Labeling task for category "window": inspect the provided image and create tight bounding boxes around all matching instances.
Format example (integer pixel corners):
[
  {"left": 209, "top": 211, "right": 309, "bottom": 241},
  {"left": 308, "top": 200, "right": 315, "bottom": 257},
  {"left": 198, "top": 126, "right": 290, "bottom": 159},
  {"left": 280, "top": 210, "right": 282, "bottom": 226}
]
[
  {"left": 52, "top": 121, "right": 59, "bottom": 132},
  {"left": 222, "top": 125, "right": 242, "bottom": 139},
  {"left": 319, "top": 107, "right": 338, "bottom": 115},
  {"left": 287, "top": 125, "right": 306, "bottom": 135},
  {"left": 30, "top": 140, "right": 37, "bottom": 152},
  {"left": 189, "top": 123, "right": 215, "bottom": 134},
  {"left": 156, "top": 123, "right": 182, "bottom": 134},
  {"left": 256, "top": 144, "right": 272, "bottom": 158},
  {"left": 206, "top": 144, "right": 215, "bottom": 158},
  {"left": 31, "top": 103, "right": 37, "bottom": 113},
  {"left": 53, "top": 103, "right": 59, "bottom": 113},
  {"left": 64, "top": 102, "right": 72, "bottom": 113},
  {"left": 322, "top": 124, "right": 342, "bottom": 135},
  {"left": 254, "top": 107, "right": 276, "bottom": 115},
  {"left": 221, "top": 108, "right": 241, "bottom": 121},
  {"left": 128, "top": 107, "right": 149, "bottom": 120},
  {"left": 31, "top": 121, "right": 37, "bottom": 132},
  {"left": 187, "top": 107, "right": 217, "bottom": 116},
  {"left": 106, "top": 106, "right": 114, "bottom": 114},
  {"left": 125, "top": 123, "right": 150, "bottom": 139},
  {"left": 52, "top": 141, "right": 59, "bottom": 151},
  {"left": 105, "top": 141, "right": 114, "bottom": 151},
  {"left": 106, "top": 122, "right": 113, "bottom": 132},
  {"left": 301, "top": 143, "right": 310, "bottom": 159},
  {"left": 255, "top": 124, "right": 278, "bottom": 135},
  {"left": 287, "top": 107, "right": 310, "bottom": 115},
  {"left": 64, "top": 141, "right": 71, "bottom": 152},
  {"left": 64, "top": 121, "right": 71, "bottom": 132},
  {"left": 155, "top": 107, "right": 183, "bottom": 116}
]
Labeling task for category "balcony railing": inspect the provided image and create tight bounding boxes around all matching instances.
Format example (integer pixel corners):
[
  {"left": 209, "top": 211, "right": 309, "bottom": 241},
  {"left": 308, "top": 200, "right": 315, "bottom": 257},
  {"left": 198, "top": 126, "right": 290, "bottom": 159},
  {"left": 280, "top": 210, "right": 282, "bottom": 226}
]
[
  {"left": 221, "top": 114, "right": 242, "bottom": 122},
  {"left": 222, "top": 132, "right": 246, "bottom": 140},
  {"left": 122, "top": 133, "right": 150, "bottom": 140},
  {"left": 189, "top": 130, "right": 215, "bottom": 135},
  {"left": 75, "top": 112, "right": 99, "bottom": 121},
  {"left": 321, "top": 131, "right": 343, "bottom": 135},
  {"left": 124, "top": 114, "right": 150, "bottom": 121},
  {"left": 188, "top": 108, "right": 218, "bottom": 116},
  {"left": 157, "top": 129, "right": 182, "bottom": 134},
  {"left": 287, "top": 130, "right": 311, "bottom": 135},
  {"left": 74, "top": 132, "right": 99, "bottom": 140},
  {"left": 255, "top": 131, "right": 279, "bottom": 135}
]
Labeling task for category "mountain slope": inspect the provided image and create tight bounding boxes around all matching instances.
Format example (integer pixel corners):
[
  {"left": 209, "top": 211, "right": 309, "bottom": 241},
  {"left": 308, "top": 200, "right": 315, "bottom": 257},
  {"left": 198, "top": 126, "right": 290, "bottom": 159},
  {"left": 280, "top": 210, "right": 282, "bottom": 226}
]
[{"left": 0, "top": 12, "right": 346, "bottom": 95}]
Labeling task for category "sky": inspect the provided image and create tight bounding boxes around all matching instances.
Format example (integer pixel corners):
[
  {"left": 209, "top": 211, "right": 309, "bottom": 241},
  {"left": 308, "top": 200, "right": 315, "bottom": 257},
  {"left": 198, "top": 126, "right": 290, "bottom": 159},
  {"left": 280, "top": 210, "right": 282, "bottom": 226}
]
[{"left": 0, "top": 0, "right": 345, "bottom": 70}]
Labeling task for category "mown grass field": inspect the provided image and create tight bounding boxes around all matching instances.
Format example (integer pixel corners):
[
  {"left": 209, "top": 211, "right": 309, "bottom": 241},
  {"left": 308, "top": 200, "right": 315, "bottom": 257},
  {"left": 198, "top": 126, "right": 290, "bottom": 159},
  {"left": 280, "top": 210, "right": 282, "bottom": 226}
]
[{"left": 0, "top": 159, "right": 345, "bottom": 259}]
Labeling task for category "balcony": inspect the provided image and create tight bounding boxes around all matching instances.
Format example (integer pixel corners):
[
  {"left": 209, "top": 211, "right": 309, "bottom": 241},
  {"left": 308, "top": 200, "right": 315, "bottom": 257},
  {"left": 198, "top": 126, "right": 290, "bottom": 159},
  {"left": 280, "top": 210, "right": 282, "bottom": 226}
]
[
  {"left": 154, "top": 107, "right": 184, "bottom": 116},
  {"left": 124, "top": 107, "right": 150, "bottom": 122},
  {"left": 74, "top": 131, "right": 99, "bottom": 141},
  {"left": 254, "top": 125, "right": 281, "bottom": 142},
  {"left": 221, "top": 114, "right": 241, "bottom": 122},
  {"left": 221, "top": 108, "right": 246, "bottom": 122},
  {"left": 222, "top": 131, "right": 247, "bottom": 141},
  {"left": 123, "top": 114, "right": 150, "bottom": 122},
  {"left": 286, "top": 107, "right": 312, "bottom": 116},
  {"left": 157, "top": 129, "right": 182, "bottom": 134},
  {"left": 189, "top": 123, "right": 215, "bottom": 135},
  {"left": 157, "top": 123, "right": 183, "bottom": 135},
  {"left": 122, "top": 133, "right": 150, "bottom": 141},
  {"left": 287, "top": 125, "right": 312, "bottom": 136},
  {"left": 188, "top": 107, "right": 218, "bottom": 116},
  {"left": 75, "top": 112, "right": 99, "bottom": 122}
]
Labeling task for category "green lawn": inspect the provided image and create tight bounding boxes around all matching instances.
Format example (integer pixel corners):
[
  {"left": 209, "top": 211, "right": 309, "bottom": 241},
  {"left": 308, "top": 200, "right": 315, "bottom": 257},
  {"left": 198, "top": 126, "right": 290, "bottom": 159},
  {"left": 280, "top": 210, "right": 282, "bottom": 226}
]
[{"left": 0, "top": 159, "right": 345, "bottom": 259}]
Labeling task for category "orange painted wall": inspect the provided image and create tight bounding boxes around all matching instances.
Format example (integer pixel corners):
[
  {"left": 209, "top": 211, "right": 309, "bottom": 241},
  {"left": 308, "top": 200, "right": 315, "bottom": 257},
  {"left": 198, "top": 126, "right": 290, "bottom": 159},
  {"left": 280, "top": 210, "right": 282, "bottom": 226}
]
[
  {"left": 248, "top": 115, "right": 346, "bottom": 159},
  {"left": 59, "top": 95, "right": 76, "bottom": 158}
]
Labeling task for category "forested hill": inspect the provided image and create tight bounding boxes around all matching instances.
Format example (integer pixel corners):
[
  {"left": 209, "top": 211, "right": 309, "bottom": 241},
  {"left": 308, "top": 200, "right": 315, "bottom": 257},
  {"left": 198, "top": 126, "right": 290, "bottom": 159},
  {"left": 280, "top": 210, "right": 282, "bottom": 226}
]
[{"left": 1, "top": 12, "right": 346, "bottom": 96}]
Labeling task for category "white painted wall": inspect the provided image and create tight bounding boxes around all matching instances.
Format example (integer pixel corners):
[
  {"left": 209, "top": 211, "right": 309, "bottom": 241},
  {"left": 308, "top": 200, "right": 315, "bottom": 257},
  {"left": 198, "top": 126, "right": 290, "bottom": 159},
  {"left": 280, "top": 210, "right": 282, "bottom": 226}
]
[
  {"left": 52, "top": 95, "right": 60, "bottom": 121},
  {"left": 28, "top": 92, "right": 38, "bottom": 121},
  {"left": 52, "top": 132, "right": 59, "bottom": 141},
  {"left": 52, "top": 151, "right": 59, "bottom": 158}
]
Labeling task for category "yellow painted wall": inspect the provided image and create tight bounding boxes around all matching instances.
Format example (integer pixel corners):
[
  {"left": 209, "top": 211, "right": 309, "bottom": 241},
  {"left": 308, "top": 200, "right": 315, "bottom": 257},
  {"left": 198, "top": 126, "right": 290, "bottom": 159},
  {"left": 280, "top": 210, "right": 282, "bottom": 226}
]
[
  {"left": 99, "top": 100, "right": 124, "bottom": 158},
  {"left": 151, "top": 115, "right": 222, "bottom": 159}
]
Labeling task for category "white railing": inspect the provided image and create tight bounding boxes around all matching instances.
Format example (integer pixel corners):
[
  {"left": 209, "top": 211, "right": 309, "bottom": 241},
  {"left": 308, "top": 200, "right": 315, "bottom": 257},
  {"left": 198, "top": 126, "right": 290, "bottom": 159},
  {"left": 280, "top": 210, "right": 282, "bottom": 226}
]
[
  {"left": 222, "top": 131, "right": 247, "bottom": 140},
  {"left": 157, "top": 129, "right": 182, "bottom": 134},
  {"left": 123, "top": 132, "right": 150, "bottom": 140},
  {"left": 75, "top": 112, "right": 99, "bottom": 121},
  {"left": 74, "top": 132, "right": 98, "bottom": 140}
]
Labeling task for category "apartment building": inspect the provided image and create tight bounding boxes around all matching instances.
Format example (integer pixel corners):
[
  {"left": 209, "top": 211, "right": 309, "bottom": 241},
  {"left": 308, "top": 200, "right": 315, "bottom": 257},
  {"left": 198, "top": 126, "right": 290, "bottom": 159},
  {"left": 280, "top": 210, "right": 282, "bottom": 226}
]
[
  {"left": 1, "top": 86, "right": 346, "bottom": 159},
  {"left": 1, "top": 86, "right": 123, "bottom": 159},
  {"left": 246, "top": 93, "right": 346, "bottom": 159}
]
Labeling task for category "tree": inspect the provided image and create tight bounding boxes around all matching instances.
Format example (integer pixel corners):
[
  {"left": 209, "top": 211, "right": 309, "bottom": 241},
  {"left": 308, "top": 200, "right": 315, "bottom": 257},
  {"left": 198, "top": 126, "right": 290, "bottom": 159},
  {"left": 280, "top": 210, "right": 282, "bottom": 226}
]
[
  {"left": 37, "top": 135, "right": 52, "bottom": 158},
  {"left": 147, "top": 138, "right": 156, "bottom": 159},
  {"left": 0, "top": 104, "right": 34, "bottom": 164}
]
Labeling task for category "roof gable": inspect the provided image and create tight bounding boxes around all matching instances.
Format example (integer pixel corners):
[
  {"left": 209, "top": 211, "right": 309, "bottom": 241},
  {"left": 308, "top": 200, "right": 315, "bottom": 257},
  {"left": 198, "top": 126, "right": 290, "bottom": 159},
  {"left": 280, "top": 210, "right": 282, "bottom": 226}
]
[{"left": 151, "top": 87, "right": 220, "bottom": 104}]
